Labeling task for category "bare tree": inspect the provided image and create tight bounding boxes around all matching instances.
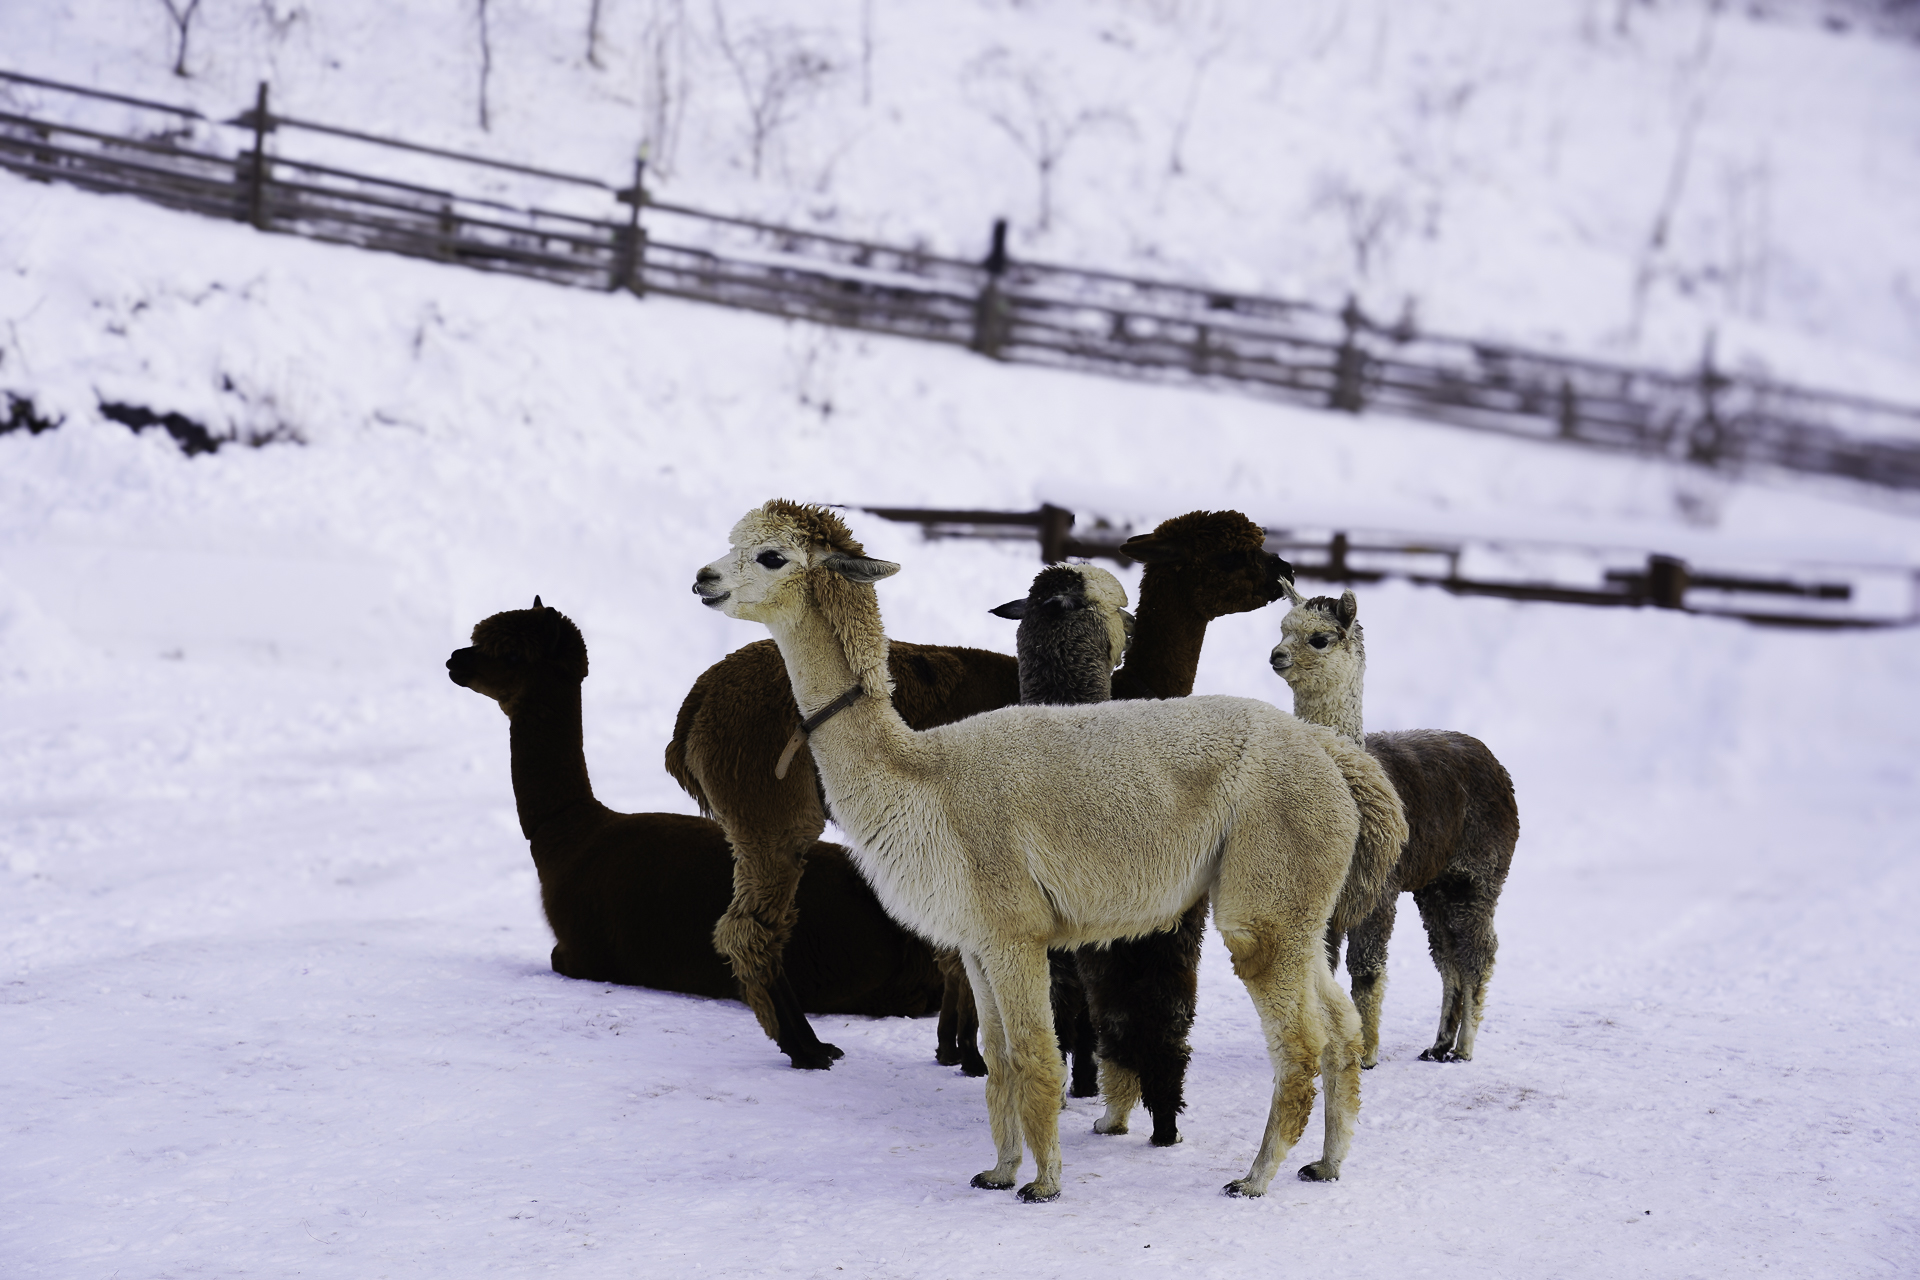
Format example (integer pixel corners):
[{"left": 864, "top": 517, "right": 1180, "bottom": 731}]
[
  {"left": 586, "top": 0, "right": 607, "bottom": 68},
  {"left": 157, "top": 0, "right": 204, "bottom": 77},
  {"left": 476, "top": 0, "right": 494, "bottom": 131},
  {"left": 1627, "top": 0, "right": 1723, "bottom": 340},
  {"left": 1312, "top": 172, "right": 1407, "bottom": 284},
  {"left": 964, "top": 48, "right": 1131, "bottom": 233},
  {"left": 709, "top": 1, "right": 838, "bottom": 180},
  {"left": 639, "top": 0, "right": 692, "bottom": 176}
]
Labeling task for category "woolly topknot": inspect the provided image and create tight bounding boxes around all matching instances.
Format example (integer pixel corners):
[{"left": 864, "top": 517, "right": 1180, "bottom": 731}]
[
  {"left": 1145, "top": 509, "right": 1266, "bottom": 555},
  {"left": 469, "top": 603, "right": 589, "bottom": 682},
  {"left": 753, "top": 499, "right": 869, "bottom": 558}
]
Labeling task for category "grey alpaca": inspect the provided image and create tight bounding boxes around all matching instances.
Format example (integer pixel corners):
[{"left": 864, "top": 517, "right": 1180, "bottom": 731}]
[
  {"left": 991, "top": 563, "right": 1203, "bottom": 1146},
  {"left": 1270, "top": 587, "right": 1519, "bottom": 1065},
  {"left": 989, "top": 565, "right": 1132, "bottom": 1104}
]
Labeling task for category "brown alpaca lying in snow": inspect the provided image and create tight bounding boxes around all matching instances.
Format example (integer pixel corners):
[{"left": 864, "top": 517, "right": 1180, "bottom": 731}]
[{"left": 447, "top": 599, "right": 944, "bottom": 1019}]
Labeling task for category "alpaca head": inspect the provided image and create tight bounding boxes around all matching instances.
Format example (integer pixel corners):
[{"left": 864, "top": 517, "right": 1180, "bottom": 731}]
[
  {"left": 1268, "top": 584, "right": 1364, "bottom": 696},
  {"left": 990, "top": 563, "right": 1134, "bottom": 672},
  {"left": 695, "top": 501, "right": 901, "bottom": 696},
  {"left": 1118, "top": 510, "right": 1293, "bottom": 620},
  {"left": 447, "top": 596, "right": 588, "bottom": 715}
]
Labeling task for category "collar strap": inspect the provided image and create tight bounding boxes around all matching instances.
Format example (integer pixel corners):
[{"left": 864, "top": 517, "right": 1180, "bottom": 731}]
[{"left": 774, "top": 684, "right": 865, "bottom": 780}]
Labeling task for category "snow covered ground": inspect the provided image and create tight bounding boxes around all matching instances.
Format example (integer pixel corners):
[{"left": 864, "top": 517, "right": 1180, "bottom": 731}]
[{"left": 4, "top": 2, "right": 1920, "bottom": 1276}]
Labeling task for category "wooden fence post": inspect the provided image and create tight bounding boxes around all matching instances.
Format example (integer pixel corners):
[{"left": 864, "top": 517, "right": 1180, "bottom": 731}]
[
  {"left": 1687, "top": 332, "right": 1729, "bottom": 466},
  {"left": 611, "top": 150, "right": 648, "bottom": 294},
  {"left": 971, "top": 218, "right": 1011, "bottom": 359},
  {"left": 1646, "top": 554, "right": 1689, "bottom": 609},
  {"left": 240, "top": 80, "right": 273, "bottom": 230},
  {"left": 1328, "top": 531, "right": 1352, "bottom": 579},
  {"left": 1557, "top": 376, "right": 1580, "bottom": 440},
  {"left": 1038, "top": 503, "right": 1073, "bottom": 563},
  {"left": 1330, "top": 296, "right": 1367, "bottom": 413}
]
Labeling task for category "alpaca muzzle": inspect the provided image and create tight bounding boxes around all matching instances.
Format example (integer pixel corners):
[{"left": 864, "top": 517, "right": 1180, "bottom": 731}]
[
  {"left": 446, "top": 648, "right": 478, "bottom": 686},
  {"left": 692, "top": 569, "right": 730, "bottom": 608}
]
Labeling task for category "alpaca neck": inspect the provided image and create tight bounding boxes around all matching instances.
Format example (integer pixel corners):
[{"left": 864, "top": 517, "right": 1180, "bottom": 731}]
[
  {"left": 1290, "top": 666, "right": 1366, "bottom": 746},
  {"left": 1113, "top": 570, "right": 1206, "bottom": 699},
  {"left": 505, "top": 680, "right": 599, "bottom": 841},
  {"left": 764, "top": 598, "right": 920, "bottom": 799}
]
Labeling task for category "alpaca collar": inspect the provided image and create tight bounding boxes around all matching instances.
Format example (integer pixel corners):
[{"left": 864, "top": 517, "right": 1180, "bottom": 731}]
[{"left": 774, "top": 683, "right": 865, "bottom": 780}]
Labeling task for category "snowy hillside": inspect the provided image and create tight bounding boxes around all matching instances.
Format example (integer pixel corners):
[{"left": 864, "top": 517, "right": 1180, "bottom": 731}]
[
  {"left": 8, "top": 0, "right": 1920, "bottom": 394},
  {"left": 4, "top": 2, "right": 1920, "bottom": 1277}
]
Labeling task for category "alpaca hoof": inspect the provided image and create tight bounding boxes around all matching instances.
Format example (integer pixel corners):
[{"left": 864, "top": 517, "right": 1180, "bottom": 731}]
[
  {"left": 1222, "top": 1179, "right": 1263, "bottom": 1198},
  {"left": 785, "top": 1044, "right": 840, "bottom": 1070},
  {"left": 1148, "top": 1129, "right": 1183, "bottom": 1147},
  {"left": 959, "top": 1052, "right": 989, "bottom": 1079},
  {"left": 1361, "top": 1059, "right": 1378, "bottom": 1070},
  {"left": 934, "top": 1046, "right": 961, "bottom": 1067},
  {"left": 1418, "top": 1046, "right": 1463, "bottom": 1063},
  {"left": 970, "top": 1172, "right": 1015, "bottom": 1191},
  {"left": 1016, "top": 1182, "right": 1061, "bottom": 1203},
  {"left": 1297, "top": 1161, "right": 1340, "bottom": 1182},
  {"left": 1092, "top": 1118, "right": 1127, "bottom": 1136}
]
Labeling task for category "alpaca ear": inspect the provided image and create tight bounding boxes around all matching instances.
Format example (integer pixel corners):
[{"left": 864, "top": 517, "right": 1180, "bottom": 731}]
[
  {"left": 1278, "top": 578, "right": 1306, "bottom": 607},
  {"left": 533, "top": 595, "right": 544, "bottom": 609},
  {"left": 989, "top": 599, "right": 1029, "bottom": 620},
  {"left": 1337, "top": 591, "right": 1358, "bottom": 629},
  {"left": 822, "top": 553, "right": 901, "bottom": 584},
  {"left": 1120, "top": 608, "right": 1136, "bottom": 650},
  {"left": 1118, "top": 534, "right": 1182, "bottom": 564}
]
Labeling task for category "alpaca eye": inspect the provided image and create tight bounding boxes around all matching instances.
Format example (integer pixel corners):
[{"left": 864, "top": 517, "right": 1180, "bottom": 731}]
[
  {"left": 756, "top": 551, "right": 789, "bottom": 570},
  {"left": 1309, "top": 634, "right": 1331, "bottom": 649}
]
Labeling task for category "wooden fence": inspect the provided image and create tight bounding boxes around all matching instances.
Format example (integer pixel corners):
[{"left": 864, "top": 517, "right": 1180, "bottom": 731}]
[
  {"left": 5, "top": 68, "right": 1920, "bottom": 493},
  {"left": 857, "top": 505, "right": 1919, "bottom": 630}
]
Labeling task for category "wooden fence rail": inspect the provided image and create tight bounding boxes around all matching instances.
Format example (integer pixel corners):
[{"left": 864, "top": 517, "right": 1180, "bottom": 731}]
[
  {"left": 5, "top": 68, "right": 1920, "bottom": 492},
  {"left": 856, "top": 505, "right": 1920, "bottom": 630}
]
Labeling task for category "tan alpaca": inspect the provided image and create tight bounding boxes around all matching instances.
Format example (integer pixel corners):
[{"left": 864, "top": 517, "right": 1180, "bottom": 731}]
[
  {"left": 693, "top": 501, "right": 1407, "bottom": 1201},
  {"left": 1270, "top": 585, "right": 1519, "bottom": 1067}
]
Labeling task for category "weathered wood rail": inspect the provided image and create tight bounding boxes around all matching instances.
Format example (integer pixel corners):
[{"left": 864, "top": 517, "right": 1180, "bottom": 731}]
[
  {"left": 5, "top": 68, "right": 1920, "bottom": 493},
  {"left": 858, "top": 504, "right": 1919, "bottom": 630}
]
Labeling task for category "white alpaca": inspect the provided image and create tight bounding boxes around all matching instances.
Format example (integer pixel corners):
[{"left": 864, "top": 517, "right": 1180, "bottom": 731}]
[{"left": 693, "top": 501, "right": 1407, "bottom": 1201}]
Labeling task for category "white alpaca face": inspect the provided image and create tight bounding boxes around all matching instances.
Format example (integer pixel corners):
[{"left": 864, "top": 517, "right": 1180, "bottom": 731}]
[
  {"left": 1269, "top": 600, "right": 1358, "bottom": 691},
  {"left": 692, "top": 509, "right": 902, "bottom": 622},
  {"left": 693, "top": 517, "right": 815, "bottom": 621}
]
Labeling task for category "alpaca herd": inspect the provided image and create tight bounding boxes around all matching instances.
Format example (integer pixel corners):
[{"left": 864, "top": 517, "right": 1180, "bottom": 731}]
[{"left": 447, "top": 502, "right": 1520, "bottom": 1203}]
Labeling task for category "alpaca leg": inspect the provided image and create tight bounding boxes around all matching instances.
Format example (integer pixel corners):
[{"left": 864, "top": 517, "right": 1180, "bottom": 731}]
[
  {"left": 1092, "top": 1059, "right": 1141, "bottom": 1135},
  {"left": 1413, "top": 876, "right": 1478, "bottom": 1062},
  {"left": 712, "top": 839, "right": 840, "bottom": 1069},
  {"left": 935, "top": 949, "right": 988, "bottom": 1076},
  {"left": 963, "top": 951, "right": 1024, "bottom": 1191},
  {"left": 1219, "top": 924, "right": 1324, "bottom": 1198},
  {"left": 1049, "top": 952, "right": 1099, "bottom": 1099},
  {"left": 1344, "top": 898, "right": 1397, "bottom": 1069},
  {"left": 1297, "top": 962, "right": 1364, "bottom": 1183},
  {"left": 968, "top": 946, "right": 1066, "bottom": 1202},
  {"left": 1417, "top": 875, "right": 1500, "bottom": 1062},
  {"left": 1079, "top": 901, "right": 1203, "bottom": 1146}
]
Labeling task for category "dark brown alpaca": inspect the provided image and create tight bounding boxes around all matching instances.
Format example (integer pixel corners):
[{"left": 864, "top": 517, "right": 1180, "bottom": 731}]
[
  {"left": 448, "top": 600, "right": 944, "bottom": 1019},
  {"left": 666, "top": 509, "right": 1290, "bottom": 1074},
  {"left": 1271, "top": 587, "right": 1520, "bottom": 1066}
]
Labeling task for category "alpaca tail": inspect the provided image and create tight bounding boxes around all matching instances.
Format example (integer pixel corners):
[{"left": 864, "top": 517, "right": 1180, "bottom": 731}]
[
  {"left": 664, "top": 683, "right": 713, "bottom": 818},
  {"left": 1306, "top": 725, "right": 1408, "bottom": 936}
]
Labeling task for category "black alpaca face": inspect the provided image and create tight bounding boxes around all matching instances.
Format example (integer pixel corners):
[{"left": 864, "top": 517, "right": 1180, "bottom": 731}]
[{"left": 448, "top": 601, "right": 588, "bottom": 706}]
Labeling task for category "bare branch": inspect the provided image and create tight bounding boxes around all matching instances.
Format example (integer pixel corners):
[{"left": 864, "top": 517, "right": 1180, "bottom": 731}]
[
  {"left": 710, "top": 1, "right": 838, "bottom": 180},
  {"left": 476, "top": 0, "right": 493, "bottom": 131},
  {"left": 964, "top": 49, "right": 1131, "bottom": 232},
  {"left": 157, "top": 0, "right": 204, "bottom": 77}
]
